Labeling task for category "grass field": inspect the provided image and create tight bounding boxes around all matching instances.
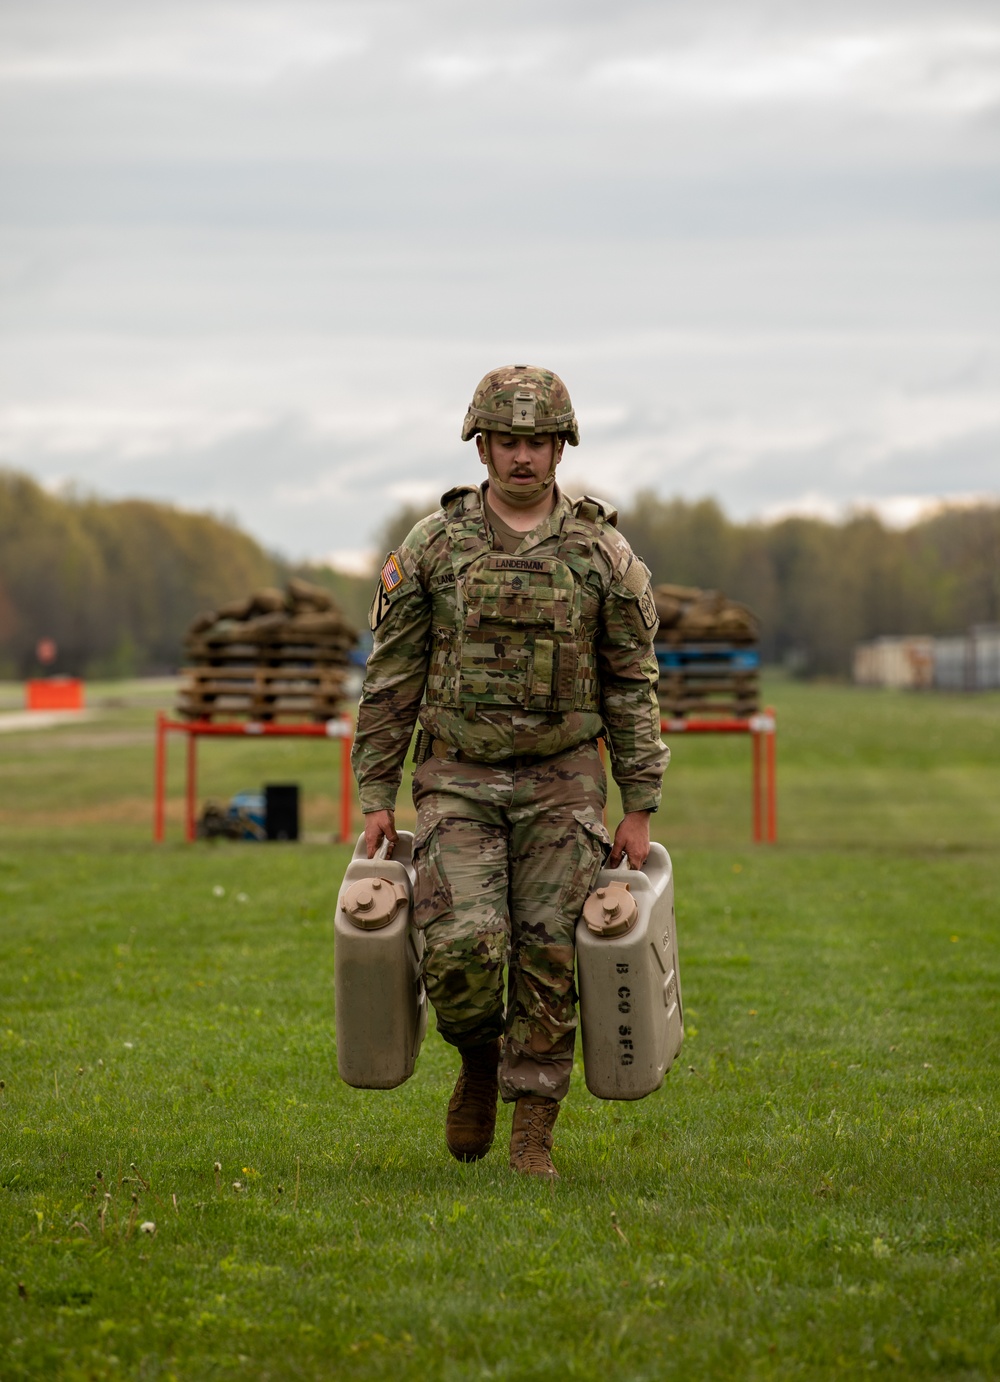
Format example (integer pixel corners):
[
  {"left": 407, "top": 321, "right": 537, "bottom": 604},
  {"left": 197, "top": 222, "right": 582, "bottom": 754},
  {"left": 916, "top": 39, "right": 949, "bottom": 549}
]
[{"left": 0, "top": 678, "right": 998, "bottom": 1379}]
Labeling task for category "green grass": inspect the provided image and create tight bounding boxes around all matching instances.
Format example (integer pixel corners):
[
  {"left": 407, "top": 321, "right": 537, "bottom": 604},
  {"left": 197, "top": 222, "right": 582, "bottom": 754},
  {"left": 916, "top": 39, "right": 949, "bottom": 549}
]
[{"left": 0, "top": 678, "right": 998, "bottom": 1379}]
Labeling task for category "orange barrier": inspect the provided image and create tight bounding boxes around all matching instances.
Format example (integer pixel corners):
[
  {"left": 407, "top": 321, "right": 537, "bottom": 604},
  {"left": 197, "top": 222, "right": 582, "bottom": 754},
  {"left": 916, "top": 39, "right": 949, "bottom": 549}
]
[
  {"left": 153, "top": 713, "right": 354, "bottom": 844},
  {"left": 661, "top": 707, "right": 777, "bottom": 843},
  {"left": 25, "top": 677, "right": 85, "bottom": 711}
]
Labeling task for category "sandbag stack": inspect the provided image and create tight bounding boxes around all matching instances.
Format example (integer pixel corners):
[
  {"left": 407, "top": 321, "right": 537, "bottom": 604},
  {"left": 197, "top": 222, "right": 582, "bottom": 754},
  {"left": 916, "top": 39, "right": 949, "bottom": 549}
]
[
  {"left": 177, "top": 578, "right": 359, "bottom": 723},
  {"left": 653, "top": 583, "right": 760, "bottom": 719}
]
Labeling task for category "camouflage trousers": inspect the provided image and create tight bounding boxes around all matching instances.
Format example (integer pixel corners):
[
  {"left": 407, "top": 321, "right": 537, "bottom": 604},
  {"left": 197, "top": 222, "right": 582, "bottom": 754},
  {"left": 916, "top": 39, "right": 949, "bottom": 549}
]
[{"left": 411, "top": 738, "right": 610, "bottom": 1103}]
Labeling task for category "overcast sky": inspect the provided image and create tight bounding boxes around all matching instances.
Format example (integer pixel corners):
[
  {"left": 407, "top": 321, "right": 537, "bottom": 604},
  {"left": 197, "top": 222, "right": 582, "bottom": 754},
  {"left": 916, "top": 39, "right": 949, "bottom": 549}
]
[{"left": 1, "top": 0, "right": 998, "bottom": 568}]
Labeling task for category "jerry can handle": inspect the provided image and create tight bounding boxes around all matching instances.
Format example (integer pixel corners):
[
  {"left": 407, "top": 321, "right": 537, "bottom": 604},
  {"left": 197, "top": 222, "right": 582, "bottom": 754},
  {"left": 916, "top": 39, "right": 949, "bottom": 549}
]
[{"left": 373, "top": 831, "right": 416, "bottom": 887}]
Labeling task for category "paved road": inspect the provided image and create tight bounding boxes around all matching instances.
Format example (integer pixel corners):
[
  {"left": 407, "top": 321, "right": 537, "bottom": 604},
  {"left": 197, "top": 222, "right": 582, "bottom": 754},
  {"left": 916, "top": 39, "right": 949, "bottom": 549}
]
[{"left": 0, "top": 710, "right": 95, "bottom": 734}]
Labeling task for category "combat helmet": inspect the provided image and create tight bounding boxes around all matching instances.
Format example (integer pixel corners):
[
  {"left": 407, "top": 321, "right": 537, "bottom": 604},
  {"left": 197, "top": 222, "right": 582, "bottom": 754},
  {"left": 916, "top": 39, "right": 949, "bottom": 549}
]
[{"left": 461, "top": 365, "right": 580, "bottom": 446}]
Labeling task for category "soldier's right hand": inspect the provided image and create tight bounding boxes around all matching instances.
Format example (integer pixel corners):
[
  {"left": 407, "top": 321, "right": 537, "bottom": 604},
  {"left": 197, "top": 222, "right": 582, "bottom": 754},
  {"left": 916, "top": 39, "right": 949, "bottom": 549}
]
[{"left": 364, "top": 809, "right": 398, "bottom": 859}]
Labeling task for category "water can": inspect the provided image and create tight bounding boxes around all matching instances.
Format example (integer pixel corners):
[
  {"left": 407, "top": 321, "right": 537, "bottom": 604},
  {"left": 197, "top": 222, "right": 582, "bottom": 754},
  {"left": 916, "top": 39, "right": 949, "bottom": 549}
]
[
  {"left": 334, "top": 831, "right": 427, "bottom": 1089},
  {"left": 575, "top": 842, "right": 683, "bottom": 1100}
]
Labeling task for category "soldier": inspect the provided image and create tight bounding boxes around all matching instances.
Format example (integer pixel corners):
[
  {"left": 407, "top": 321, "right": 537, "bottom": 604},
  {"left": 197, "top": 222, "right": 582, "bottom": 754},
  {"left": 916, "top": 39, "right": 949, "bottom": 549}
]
[{"left": 352, "top": 365, "right": 668, "bottom": 1178}]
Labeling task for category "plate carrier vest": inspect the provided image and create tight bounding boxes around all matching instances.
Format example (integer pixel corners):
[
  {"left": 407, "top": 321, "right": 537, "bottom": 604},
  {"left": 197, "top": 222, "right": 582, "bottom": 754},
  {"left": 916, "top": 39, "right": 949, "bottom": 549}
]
[{"left": 425, "top": 490, "right": 606, "bottom": 716}]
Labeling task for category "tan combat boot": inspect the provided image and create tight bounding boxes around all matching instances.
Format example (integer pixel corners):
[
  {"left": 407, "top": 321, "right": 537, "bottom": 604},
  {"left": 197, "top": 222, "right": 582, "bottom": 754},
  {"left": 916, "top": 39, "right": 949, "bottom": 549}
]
[
  {"left": 509, "top": 1094, "right": 560, "bottom": 1179},
  {"left": 445, "top": 1039, "right": 500, "bottom": 1162}
]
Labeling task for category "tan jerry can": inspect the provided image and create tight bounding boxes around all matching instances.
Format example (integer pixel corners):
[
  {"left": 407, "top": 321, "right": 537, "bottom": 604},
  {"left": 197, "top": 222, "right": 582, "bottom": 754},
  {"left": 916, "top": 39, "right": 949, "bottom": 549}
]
[
  {"left": 575, "top": 842, "right": 683, "bottom": 1100},
  {"left": 334, "top": 831, "right": 427, "bottom": 1089}
]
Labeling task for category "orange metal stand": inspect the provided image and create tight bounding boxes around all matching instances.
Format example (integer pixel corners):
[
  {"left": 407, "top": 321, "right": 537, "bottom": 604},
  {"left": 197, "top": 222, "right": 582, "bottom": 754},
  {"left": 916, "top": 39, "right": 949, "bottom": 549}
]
[
  {"left": 661, "top": 707, "right": 777, "bottom": 843},
  {"left": 153, "top": 713, "right": 355, "bottom": 844}
]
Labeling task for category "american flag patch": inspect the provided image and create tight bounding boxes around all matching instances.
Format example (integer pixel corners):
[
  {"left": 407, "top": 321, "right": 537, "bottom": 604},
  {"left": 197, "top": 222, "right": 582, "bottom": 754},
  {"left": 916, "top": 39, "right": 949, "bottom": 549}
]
[{"left": 380, "top": 553, "right": 403, "bottom": 594}]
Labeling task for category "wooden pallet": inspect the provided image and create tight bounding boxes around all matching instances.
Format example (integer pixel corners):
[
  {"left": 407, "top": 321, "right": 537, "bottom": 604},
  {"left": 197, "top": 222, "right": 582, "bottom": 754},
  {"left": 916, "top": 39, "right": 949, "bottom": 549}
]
[
  {"left": 177, "top": 658, "right": 352, "bottom": 722},
  {"left": 655, "top": 628, "right": 758, "bottom": 647},
  {"left": 658, "top": 695, "right": 760, "bottom": 717},
  {"left": 177, "top": 697, "right": 345, "bottom": 722},
  {"left": 185, "top": 638, "right": 355, "bottom": 661},
  {"left": 654, "top": 640, "right": 760, "bottom": 717}
]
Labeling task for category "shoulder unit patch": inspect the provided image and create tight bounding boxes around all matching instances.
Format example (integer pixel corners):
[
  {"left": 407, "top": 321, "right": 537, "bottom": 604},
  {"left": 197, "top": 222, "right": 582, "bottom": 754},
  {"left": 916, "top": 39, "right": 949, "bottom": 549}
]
[{"left": 638, "top": 587, "right": 658, "bottom": 630}]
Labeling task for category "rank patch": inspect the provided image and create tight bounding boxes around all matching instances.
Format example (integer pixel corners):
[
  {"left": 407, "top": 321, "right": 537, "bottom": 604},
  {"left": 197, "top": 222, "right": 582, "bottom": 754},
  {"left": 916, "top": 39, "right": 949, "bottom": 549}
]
[{"left": 380, "top": 553, "right": 403, "bottom": 594}]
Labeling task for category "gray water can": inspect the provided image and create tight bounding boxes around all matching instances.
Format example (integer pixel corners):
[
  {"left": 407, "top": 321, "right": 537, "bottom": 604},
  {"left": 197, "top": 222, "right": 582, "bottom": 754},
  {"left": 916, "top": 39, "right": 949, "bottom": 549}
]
[
  {"left": 334, "top": 831, "right": 427, "bottom": 1089},
  {"left": 575, "top": 843, "right": 683, "bottom": 1100}
]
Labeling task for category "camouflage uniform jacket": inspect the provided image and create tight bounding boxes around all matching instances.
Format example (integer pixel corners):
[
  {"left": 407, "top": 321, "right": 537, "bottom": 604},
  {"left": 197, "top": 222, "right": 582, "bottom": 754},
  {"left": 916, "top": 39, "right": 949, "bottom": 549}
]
[{"left": 353, "top": 484, "right": 668, "bottom": 815}]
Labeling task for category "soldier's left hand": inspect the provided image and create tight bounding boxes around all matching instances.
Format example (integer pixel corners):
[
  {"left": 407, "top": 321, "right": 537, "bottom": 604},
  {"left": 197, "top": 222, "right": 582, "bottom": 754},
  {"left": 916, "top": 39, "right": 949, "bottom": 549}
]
[{"left": 609, "top": 810, "right": 653, "bottom": 870}]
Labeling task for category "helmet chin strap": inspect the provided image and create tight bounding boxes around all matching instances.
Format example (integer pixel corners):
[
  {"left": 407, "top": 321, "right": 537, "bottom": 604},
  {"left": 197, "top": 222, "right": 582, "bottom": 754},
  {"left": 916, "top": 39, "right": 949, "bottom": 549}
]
[{"left": 481, "top": 434, "right": 559, "bottom": 510}]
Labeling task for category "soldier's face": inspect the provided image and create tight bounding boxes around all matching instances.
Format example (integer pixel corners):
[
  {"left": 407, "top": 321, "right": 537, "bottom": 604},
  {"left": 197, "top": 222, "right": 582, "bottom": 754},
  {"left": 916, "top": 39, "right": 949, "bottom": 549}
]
[{"left": 478, "top": 433, "right": 564, "bottom": 488}]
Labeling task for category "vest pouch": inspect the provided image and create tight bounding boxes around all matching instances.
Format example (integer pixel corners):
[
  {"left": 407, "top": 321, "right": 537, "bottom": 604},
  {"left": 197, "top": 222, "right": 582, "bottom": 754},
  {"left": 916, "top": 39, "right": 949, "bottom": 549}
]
[
  {"left": 553, "top": 641, "right": 580, "bottom": 710},
  {"left": 459, "top": 634, "right": 529, "bottom": 708},
  {"left": 528, "top": 639, "right": 555, "bottom": 708},
  {"left": 498, "top": 589, "right": 571, "bottom": 628},
  {"left": 427, "top": 628, "right": 461, "bottom": 706}
]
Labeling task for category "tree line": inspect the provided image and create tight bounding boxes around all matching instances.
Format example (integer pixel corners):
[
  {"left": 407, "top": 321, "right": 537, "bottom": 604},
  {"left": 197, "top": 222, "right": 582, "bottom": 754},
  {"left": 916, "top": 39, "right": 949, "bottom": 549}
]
[
  {"left": 2, "top": 466, "right": 997, "bottom": 678},
  {"left": 0, "top": 469, "right": 370, "bottom": 678}
]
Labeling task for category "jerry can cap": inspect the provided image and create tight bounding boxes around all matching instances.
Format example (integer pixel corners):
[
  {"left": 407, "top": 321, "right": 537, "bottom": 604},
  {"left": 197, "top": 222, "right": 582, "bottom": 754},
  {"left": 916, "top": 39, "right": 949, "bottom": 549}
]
[
  {"left": 342, "top": 876, "right": 407, "bottom": 930},
  {"left": 583, "top": 882, "right": 639, "bottom": 938}
]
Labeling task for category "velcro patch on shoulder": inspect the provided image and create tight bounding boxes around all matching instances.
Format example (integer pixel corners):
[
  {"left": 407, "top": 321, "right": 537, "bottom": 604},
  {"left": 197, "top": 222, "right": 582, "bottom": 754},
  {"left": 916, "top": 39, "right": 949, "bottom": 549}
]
[
  {"left": 620, "top": 556, "right": 650, "bottom": 598},
  {"left": 619, "top": 556, "right": 658, "bottom": 630}
]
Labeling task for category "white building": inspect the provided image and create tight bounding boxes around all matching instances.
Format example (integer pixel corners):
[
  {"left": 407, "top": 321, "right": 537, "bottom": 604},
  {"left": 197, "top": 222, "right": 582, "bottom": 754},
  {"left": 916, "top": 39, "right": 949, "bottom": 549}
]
[{"left": 852, "top": 637, "right": 934, "bottom": 689}]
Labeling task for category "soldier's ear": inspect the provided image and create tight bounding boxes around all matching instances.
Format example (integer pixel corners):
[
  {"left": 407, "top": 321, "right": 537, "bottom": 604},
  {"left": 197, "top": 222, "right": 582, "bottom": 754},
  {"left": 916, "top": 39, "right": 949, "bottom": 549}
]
[
  {"left": 477, "top": 434, "right": 488, "bottom": 466},
  {"left": 555, "top": 438, "right": 566, "bottom": 464}
]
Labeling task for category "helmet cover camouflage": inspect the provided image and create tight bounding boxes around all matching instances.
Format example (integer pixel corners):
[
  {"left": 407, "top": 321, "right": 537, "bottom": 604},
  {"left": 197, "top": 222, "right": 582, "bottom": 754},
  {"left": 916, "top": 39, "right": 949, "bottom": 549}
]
[{"left": 461, "top": 364, "right": 580, "bottom": 446}]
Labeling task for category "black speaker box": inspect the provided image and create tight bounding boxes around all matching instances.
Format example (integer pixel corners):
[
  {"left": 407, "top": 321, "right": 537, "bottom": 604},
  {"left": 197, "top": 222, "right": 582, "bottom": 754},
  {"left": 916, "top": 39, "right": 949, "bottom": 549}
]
[{"left": 265, "top": 783, "right": 300, "bottom": 841}]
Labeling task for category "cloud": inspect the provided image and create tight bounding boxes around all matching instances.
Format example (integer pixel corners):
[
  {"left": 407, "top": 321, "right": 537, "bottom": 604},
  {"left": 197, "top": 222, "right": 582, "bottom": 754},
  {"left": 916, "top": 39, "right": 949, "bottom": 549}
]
[
  {"left": 413, "top": 52, "right": 546, "bottom": 88},
  {"left": 589, "top": 26, "right": 1000, "bottom": 116},
  {"left": 0, "top": 2, "right": 369, "bottom": 86}
]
